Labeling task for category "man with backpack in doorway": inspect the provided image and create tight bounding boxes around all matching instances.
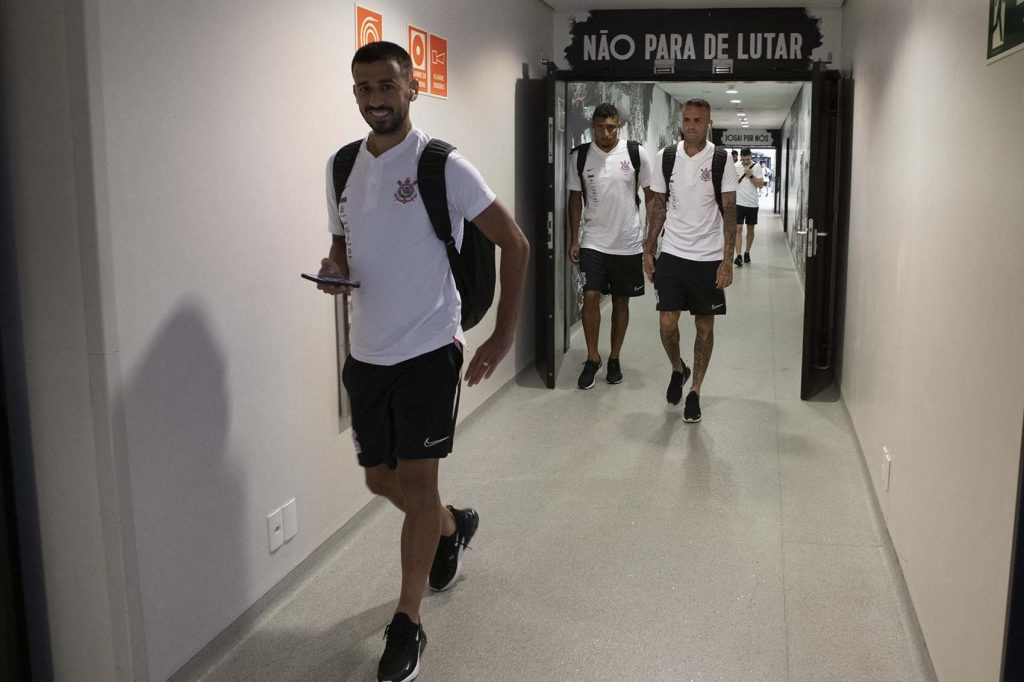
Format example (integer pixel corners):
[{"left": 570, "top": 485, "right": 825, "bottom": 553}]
[
  {"left": 646, "top": 98, "right": 738, "bottom": 423},
  {"left": 316, "top": 41, "right": 529, "bottom": 682},
  {"left": 567, "top": 103, "right": 654, "bottom": 389}
]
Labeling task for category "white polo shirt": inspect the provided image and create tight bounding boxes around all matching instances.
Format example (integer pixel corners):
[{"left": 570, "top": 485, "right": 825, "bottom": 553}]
[
  {"left": 650, "top": 141, "right": 738, "bottom": 262},
  {"left": 735, "top": 161, "right": 764, "bottom": 208},
  {"left": 566, "top": 140, "right": 652, "bottom": 255},
  {"left": 326, "top": 128, "right": 496, "bottom": 365}
]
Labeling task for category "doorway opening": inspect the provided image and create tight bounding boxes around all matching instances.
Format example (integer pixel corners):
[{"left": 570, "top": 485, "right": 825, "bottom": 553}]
[{"left": 537, "top": 71, "right": 846, "bottom": 400}]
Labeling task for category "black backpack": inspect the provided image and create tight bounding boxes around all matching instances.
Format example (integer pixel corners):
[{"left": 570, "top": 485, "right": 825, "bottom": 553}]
[
  {"left": 331, "top": 138, "right": 496, "bottom": 331},
  {"left": 572, "top": 140, "right": 642, "bottom": 209},
  {"left": 661, "top": 144, "right": 728, "bottom": 215}
]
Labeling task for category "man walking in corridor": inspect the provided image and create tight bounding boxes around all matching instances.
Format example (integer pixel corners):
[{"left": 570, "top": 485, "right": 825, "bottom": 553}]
[
  {"left": 733, "top": 147, "right": 764, "bottom": 267},
  {"left": 645, "top": 99, "right": 738, "bottom": 423},
  {"left": 567, "top": 103, "right": 654, "bottom": 389},
  {"left": 316, "top": 41, "right": 529, "bottom": 681}
]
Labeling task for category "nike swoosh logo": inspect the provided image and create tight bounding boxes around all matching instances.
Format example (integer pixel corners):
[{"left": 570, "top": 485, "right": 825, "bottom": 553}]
[
  {"left": 424, "top": 436, "right": 450, "bottom": 447},
  {"left": 711, "top": 303, "right": 725, "bottom": 310},
  {"left": 633, "top": 285, "right": 644, "bottom": 291}
]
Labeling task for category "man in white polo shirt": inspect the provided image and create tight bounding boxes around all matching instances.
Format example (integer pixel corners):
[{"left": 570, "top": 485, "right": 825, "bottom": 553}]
[
  {"left": 316, "top": 41, "right": 529, "bottom": 682},
  {"left": 567, "top": 102, "right": 653, "bottom": 389},
  {"left": 733, "top": 147, "right": 765, "bottom": 267},
  {"left": 646, "top": 98, "right": 738, "bottom": 423}
]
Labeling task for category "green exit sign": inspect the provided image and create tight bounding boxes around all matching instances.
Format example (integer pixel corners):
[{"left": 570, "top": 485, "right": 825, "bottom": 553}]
[{"left": 989, "top": 0, "right": 1024, "bottom": 62}]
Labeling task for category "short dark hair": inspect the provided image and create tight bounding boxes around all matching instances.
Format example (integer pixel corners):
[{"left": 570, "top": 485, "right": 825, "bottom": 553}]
[
  {"left": 351, "top": 41, "right": 412, "bottom": 77},
  {"left": 740, "top": 147, "right": 752, "bottom": 156},
  {"left": 592, "top": 103, "right": 619, "bottom": 122},
  {"left": 731, "top": 149, "right": 739, "bottom": 156},
  {"left": 682, "top": 98, "right": 711, "bottom": 113}
]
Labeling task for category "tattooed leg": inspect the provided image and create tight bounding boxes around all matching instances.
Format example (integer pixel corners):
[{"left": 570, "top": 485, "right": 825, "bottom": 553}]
[
  {"left": 659, "top": 311, "right": 684, "bottom": 372},
  {"left": 691, "top": 315, "right": 715, "bottom": 394}
]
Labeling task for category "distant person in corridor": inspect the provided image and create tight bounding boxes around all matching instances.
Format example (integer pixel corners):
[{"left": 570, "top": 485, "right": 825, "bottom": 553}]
[
  {"left": 316, "top": 41, "right": 529, "bottom": 682},
  {"left": 733, "top": 147, "right": 764, "bottom": 267},
  {"left": 567, "top": 102, "right": 654, "bottom": 389},
  {"left": 646, "top": 99, "right": 738, "bottom": 423}
]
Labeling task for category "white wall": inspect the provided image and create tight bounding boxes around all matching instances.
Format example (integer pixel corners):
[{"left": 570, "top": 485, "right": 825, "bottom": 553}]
[
  {"left": 3, "top": 0, "right": 552, "bottom": 679},
  {"left": 841, "top": 1, "right": 1024, "bottom": 679}
]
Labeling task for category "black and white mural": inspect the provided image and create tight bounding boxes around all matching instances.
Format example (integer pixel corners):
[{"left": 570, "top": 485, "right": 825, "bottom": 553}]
[
  {"left": 781, "top": 83, "right": 812, "bottom": 281},
  {"left": 567, "top": 82, "right": 681, "bottom": 159}
]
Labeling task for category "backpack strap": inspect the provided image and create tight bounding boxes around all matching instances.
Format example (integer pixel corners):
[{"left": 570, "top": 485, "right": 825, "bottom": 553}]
[
  {"left": 662, "top": 143, "right": 677, "bottom": 203},
  {"left": 711, "top": 146, "right": 727, "bottom": 216},
  {"left": 417, "top": 138, "right": 471, "bottom": 295},
  {"left": 572, "top": 142, "right": 590, "bottom": 206},
  {"left": 626, "top": 140, "right": 641, "bottom": 210},
  {"left": 332, "top": 140, "right": 363, "bottom": 208}
]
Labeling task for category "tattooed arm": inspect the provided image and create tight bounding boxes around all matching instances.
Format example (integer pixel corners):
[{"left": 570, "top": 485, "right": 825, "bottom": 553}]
[
  {"left": 717, "top": 191, "right": 736, "bottom": 289},
  {"left": 644, "top": 191, "right": 667, "bottom": 282},
  {"left": 568, "top": 190, "right": 583, "bottom": 264}
]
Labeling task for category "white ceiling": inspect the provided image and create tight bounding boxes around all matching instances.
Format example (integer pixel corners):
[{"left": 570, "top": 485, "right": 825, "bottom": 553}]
[
  {"left": 543, "top": 0, "right": 842, "bottom": 9},
  {"left": 655, "top": 80, "right": 804, "bottom": 129}
]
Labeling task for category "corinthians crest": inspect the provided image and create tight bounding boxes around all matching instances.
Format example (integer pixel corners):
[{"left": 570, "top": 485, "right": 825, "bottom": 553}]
[
  {"left": 394, "top": 177, "right": 418, "bottom": 204},
  {"left": 700, "top": 167, "right": 712, "bottom": 182}
]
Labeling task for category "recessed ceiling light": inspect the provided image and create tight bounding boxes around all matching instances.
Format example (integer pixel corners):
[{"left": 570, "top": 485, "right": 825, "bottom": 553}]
[
  {"left": 726, "top": 84, "right": 738, "bottom": 94},
  {"left": 736, "top": 112, "right": 745, "bottom": 116},
  {"left": 730, "top": 99, "right": 742, "bottom": 104}
]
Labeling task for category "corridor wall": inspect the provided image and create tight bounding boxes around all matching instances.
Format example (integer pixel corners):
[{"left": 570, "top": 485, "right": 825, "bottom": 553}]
[
  {"left": 840, "top": 1, "right": 1024, "bottom": 679},
  {"left": 0, "top": 0, "right": 553, "bottom": 679}
]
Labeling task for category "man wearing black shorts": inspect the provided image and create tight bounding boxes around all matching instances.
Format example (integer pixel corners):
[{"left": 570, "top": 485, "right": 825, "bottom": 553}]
[
  {"left": 567, "top": 103, "right": 653, "bottom": 389},
  {"left": 733, "top": 147, "right": 764, "bottom": 267},
  {"left": 317, "top": 42, "right": 529, "bottom": 681},
  {"left": 645, "top": 99, "right": 738, "bottom": 423}
]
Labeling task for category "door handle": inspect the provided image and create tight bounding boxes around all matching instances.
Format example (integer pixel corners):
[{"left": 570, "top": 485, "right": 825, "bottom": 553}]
[{"left": 546, "top": 212, "right": 553, "bottom": 250}]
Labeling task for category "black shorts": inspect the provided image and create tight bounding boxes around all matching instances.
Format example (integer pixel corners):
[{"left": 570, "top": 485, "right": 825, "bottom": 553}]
[
  {"left": 736, "top": 205, "right": 759, "bottom": 225},
  {"left": 654, "top": 252, "right": 726, "bottom": 316},
  {"left": 342, "top": 343, "right": 463, "bottom": 469},
  {"left": 579, "top": 248, "right": 645, "bottom": 297}
]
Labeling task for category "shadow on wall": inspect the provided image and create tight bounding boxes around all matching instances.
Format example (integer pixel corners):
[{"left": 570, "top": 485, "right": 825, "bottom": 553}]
[
  {"left": 116, "top": 301, "right": 245, "bottom": 679},
  {"left": 0, "top": 80, "right": 53, "bottom": 680}
]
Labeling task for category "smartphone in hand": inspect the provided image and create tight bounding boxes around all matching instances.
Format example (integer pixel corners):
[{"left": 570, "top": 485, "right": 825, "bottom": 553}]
[{"left": 301, "top": 273, "right": 361, "bottom": 288}]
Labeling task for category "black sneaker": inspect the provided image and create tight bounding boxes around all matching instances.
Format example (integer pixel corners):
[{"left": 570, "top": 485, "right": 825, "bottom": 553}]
[
  {"left": 743, "top": 252, "right": 751, "bottom": 263},
  {"left": 666, "top": 364, "right": 691, "bottom": 405},
  {"left": 606, "top": 358, "right": 623, "bottom": 384},
  {"left": 577, "top": 358, "right": 601, "bottom": 390},
  {"left": 733, "top": 255, "right": 743, "bottom": 267},
  {"left": 378, "top": 612, "right": 426, "bottom": 682},
  {"left": 429, "top": 506, "right": 479, "bottom": 592},
  {"left": 683, "top": 391, "right": 702, "bottom": 423}
]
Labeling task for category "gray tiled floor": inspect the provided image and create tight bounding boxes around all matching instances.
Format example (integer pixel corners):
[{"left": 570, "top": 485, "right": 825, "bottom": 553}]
[{"left": 192, "top": 209, "right": 935, "bottom": 681}]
